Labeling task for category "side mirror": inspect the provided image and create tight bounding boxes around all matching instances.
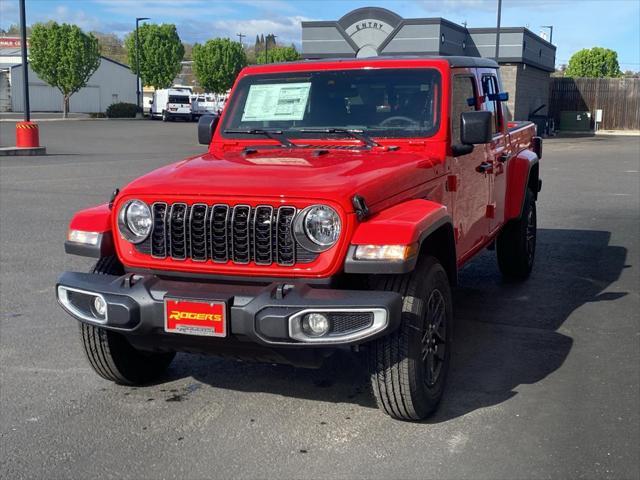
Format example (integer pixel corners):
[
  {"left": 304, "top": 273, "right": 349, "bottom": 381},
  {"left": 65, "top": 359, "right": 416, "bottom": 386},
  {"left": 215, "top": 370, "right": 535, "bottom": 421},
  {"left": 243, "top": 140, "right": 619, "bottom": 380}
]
[
  {"left": 460, "top": 111, "right": 493, "bottom": 145},
  {"left": 198, "top": 114, "right": 219, "bottom": 145}
]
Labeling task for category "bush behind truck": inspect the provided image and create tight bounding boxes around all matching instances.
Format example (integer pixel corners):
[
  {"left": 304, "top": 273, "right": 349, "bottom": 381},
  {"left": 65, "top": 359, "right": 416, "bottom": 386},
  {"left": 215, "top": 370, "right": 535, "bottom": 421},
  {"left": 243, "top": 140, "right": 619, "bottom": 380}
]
[{"left": 57, "top": 56, "right": 542, "bottom": 421}]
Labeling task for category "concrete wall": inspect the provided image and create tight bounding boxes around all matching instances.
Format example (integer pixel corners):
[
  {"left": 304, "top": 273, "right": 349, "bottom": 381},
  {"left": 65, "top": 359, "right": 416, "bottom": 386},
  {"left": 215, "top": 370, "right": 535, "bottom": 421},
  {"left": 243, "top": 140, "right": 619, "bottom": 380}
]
[
  {"left": 10, "top": 57, "right": 136, "bottom": 113},
  {"left": 499, "top": 63, "right": 550, "bottom": 120},
  {"left": 514, "top": 64, "right": 550, "bottom": 118}
]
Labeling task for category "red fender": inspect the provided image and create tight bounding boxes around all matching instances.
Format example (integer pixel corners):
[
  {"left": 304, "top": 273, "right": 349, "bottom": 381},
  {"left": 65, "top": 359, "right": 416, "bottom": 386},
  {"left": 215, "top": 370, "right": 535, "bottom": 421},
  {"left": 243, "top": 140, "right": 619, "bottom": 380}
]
[
  {"left": 351, "top": 199, "right": 451, "bottom": 245},
  {"left": 505, "top": 149, "right": 539, "bottom": 221},
  {"left": 69, "top": 203, "right": 112, "bottom": 233}
]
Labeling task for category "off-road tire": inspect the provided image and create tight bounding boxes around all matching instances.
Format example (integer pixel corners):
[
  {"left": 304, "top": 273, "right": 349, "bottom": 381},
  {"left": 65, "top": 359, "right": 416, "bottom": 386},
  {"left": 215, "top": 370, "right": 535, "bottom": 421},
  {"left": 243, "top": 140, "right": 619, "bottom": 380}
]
[
  {"left": 497, "top": 188, "right": 537, "bottom": 280},
  {"left": 368, "top": 256, "right": 453, "bottom": 421},
  {"left": 78, "top": 256, "right": 175, "bottom": 385}
]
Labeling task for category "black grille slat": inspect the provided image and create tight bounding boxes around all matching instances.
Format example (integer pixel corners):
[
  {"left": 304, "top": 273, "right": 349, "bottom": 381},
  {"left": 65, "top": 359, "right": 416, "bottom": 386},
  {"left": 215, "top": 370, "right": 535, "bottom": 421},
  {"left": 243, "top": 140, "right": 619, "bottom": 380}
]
[
  {"left": 254, "top": 206, "right": 274, "bottom": 265},
  {"left": 151, "top": 202, "right": 167, "bottom": 258},
  {"left": 231, "top": 205, "right": 251, "bottom": 264},
  {"left": 189, "top": 204, "right": 208, "bottom": 261},
  {"left": 210, "top": 205, "right": 229, "bottom": 263},
  {"left": 139, "top": 203, "right": 317, "bottom": 266},
  {"left": 276, "top": 207, "right": 296, "bottom": 266},
  {"left": 169, "top": 203, "right": 188, "bottom": 260}
]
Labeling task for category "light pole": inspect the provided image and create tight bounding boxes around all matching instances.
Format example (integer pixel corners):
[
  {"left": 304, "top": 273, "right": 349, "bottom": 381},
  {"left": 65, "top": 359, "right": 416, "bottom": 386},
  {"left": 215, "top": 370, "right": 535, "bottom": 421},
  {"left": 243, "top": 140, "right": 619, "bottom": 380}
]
[
  {"left": 135, "top": 17, "right": 150, "bottom": 116},
  {"left": 494, "top": 0, "right": 502, "bottom": 61},
  {"left": 541, "top": 25, "right": 553, "bottom": 44},
  {"left": 19, "top": 0, "right": 30, "bottom": 122}
]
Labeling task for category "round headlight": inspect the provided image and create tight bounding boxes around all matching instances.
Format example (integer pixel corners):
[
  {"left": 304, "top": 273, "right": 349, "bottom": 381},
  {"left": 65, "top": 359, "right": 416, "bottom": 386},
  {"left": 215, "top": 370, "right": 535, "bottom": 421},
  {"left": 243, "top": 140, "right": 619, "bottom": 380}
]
[
  {"left": 294, "top": 205, "right": 341, "bottom": 252},
  {"left": 118, "top": 200, "right": 152, "bottom": 244}
]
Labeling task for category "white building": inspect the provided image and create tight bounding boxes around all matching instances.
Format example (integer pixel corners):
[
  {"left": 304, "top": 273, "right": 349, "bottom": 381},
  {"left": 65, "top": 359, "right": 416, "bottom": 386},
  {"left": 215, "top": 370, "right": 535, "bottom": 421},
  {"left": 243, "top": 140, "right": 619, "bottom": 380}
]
[{"left": 9, "top": 56, "right": 137, "bottom": 113}]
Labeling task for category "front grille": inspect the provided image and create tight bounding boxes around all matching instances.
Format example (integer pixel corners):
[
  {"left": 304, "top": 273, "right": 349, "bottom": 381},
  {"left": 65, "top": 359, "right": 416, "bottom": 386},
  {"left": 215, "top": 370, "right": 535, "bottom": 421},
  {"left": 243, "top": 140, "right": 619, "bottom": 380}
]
[{"left": 138, "top": 203, "right": 317, "bottom": 266}]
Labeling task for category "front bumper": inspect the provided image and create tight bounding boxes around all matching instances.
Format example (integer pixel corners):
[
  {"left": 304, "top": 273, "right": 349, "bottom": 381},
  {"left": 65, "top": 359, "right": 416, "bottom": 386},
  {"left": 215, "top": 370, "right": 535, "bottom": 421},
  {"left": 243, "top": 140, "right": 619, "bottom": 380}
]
[{"left": 56, "top": 272, "right": 402, "bottom": 350}]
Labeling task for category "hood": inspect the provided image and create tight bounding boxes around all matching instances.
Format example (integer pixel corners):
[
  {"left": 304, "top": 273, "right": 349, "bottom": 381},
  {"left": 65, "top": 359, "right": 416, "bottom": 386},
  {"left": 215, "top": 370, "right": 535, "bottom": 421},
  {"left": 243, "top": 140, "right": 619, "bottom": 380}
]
[{"left": 121, "top": 147, "right": 442, "bottom": 212}]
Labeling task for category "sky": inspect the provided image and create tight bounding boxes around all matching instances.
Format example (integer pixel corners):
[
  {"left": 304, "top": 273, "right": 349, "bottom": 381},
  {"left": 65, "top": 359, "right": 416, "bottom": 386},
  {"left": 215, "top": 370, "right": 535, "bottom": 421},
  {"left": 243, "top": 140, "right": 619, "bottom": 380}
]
[{"left": 1, "top": 0, "right": 639, "bottom": 70}]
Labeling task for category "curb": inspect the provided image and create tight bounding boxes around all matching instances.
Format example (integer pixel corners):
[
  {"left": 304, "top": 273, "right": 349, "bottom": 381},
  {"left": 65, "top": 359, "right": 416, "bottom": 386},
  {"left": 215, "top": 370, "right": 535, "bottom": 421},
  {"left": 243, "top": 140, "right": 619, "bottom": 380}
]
[{"left": 0, "top": 146, "right": 47, "bottom": 156}]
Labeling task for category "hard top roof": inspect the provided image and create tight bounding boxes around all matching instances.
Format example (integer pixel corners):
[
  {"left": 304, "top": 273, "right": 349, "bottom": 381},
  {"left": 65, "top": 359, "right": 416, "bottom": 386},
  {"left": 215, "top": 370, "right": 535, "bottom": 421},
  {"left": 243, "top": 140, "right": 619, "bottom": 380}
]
[{"left": 246, "top": 55, "right": 499, "bottom": 70}]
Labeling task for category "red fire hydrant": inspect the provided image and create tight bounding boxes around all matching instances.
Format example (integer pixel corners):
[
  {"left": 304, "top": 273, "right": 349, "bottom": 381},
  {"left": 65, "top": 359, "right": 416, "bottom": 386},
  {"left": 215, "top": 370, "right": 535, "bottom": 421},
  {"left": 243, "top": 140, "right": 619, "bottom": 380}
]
[{"left": 16, "top": 121, "right": 40, "bottom": 148}]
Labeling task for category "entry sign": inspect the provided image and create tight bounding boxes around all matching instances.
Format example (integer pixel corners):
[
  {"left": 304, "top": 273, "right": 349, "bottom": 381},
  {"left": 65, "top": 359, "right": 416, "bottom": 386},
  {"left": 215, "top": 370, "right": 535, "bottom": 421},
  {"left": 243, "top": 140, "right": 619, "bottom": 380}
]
[{"left": 164, "top": 298, "right": 227, "bottom": 337}]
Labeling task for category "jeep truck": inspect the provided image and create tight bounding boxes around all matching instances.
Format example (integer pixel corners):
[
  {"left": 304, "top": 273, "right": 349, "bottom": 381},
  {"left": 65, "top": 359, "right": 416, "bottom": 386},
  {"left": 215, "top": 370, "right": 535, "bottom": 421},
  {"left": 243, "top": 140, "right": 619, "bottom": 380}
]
[{"left": 57, "top": 56, "right": 542, "bottom": 421}]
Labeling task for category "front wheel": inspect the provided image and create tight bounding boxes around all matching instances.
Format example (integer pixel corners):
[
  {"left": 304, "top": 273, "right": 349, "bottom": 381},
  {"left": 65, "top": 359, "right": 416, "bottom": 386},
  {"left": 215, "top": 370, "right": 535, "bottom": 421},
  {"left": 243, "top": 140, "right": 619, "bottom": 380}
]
[
  {"left": 496, "top": 188, "right": 537, "bottom": 279},
  {"left": 162, "top": 110, "right": 169, "bottom": 122},
  {"left": 368, "top": 256, "right": 453, "bottom": 421},
  {"left": 78, "top": 256, "right": 175, "bottom": 385}
]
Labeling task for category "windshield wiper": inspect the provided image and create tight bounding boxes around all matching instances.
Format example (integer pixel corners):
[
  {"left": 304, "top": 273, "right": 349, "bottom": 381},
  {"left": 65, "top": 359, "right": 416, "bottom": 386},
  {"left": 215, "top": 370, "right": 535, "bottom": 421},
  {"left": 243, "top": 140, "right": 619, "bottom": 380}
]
[
  {"left": 224, "top": 129, "right": 296, "bottom": 148},
  {"left": 294, "top": 128, "right": 380, "bottom": 148}
]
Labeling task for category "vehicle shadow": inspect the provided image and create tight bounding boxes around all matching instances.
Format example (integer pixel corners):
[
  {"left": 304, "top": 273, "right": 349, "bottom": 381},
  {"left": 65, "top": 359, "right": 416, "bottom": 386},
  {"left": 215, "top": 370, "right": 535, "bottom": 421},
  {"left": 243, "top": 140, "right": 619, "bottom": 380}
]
[{"left": 174, "top": 228, "right": 628, "bottom": 418}]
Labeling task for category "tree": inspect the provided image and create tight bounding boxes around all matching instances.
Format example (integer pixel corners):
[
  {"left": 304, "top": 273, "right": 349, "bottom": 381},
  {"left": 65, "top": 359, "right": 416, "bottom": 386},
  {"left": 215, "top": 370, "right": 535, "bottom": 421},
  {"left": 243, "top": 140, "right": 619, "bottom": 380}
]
[
  {"left": 192, "top": 39, "right": 247, "bottom": 93},
  {"left": 29, "top": 22, "right": 100, "bottom": 118},
  {"left": 125, "top": 23, "right": 184, "bottom": 89},
  {"left": 565, "top": 47, "right": 623, "bottom": 78},
  {"left": 256, "top": 45, "right": 300, "bottom": 64}
]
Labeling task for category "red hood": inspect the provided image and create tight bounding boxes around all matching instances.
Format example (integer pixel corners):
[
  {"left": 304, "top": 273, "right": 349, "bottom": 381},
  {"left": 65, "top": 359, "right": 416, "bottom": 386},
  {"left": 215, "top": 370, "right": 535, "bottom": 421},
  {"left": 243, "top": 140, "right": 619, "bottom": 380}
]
[{"left": 121, "top": 147, "right": 443, "bottom": 212}]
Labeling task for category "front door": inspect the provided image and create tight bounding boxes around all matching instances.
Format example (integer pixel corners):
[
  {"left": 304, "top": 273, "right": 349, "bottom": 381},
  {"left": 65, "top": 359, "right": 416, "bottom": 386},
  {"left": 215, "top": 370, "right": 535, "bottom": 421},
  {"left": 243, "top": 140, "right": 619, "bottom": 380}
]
[
  {"left": 450, "top": 73, "right": 491, "bottom": 258},
  {"left": 481, "top": 72, "right": 509, "bottom": 234}
]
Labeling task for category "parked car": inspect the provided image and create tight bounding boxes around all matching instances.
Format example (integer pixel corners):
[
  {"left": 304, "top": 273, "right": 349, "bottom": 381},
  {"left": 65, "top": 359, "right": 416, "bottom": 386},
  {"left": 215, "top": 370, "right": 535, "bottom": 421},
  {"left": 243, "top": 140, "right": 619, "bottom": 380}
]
[
  {"left": 190, "top": 93, "right": 224, "bottom": 120},
  {"left": 150, "top": 87, "right": 193, "bottom": 122},
  {"left": 57, "top": 56, "right": 542, "bottom": 420}
]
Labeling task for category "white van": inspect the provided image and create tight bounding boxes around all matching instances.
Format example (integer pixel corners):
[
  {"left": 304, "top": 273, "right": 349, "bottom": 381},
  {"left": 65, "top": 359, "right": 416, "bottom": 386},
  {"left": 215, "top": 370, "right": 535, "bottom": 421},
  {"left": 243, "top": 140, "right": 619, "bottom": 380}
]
[{"left": 150, "top": 88, "right": 193, "bottom": 121}]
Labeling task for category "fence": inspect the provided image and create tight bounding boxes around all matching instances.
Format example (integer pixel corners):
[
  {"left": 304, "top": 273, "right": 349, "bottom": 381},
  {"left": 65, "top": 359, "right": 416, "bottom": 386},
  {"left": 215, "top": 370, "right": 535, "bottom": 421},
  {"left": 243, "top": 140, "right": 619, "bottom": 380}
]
[{"left": 548, "top": 77, "right": 640, "bottom": 130}]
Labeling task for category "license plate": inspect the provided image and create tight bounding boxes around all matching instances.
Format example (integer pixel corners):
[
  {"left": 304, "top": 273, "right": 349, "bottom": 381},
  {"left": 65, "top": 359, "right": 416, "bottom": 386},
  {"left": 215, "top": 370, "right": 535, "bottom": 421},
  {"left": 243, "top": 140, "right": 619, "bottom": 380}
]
[{"left": 164, "top": 298, "right": 226, "bottom": 337}]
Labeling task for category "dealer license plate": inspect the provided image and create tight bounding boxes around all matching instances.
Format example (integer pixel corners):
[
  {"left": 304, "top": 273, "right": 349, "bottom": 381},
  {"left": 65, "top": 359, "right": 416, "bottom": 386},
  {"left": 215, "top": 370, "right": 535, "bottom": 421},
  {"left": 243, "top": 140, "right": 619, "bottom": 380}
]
[{"left": 164, "top": 298, "right": 227, "bottom": 337}]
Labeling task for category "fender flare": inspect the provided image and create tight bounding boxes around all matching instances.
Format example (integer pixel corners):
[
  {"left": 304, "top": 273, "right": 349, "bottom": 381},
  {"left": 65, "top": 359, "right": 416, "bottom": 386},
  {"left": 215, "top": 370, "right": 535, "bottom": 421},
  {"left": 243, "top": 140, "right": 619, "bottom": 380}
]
[
  {"left": 505, "top": 149, "right": 541, "bottom": 221},
  {"left": 344, "top": 199, "right": 455, "bottom": 275},
  {"left": 65, "top": 203, "right": 115, "bottom": 258}
]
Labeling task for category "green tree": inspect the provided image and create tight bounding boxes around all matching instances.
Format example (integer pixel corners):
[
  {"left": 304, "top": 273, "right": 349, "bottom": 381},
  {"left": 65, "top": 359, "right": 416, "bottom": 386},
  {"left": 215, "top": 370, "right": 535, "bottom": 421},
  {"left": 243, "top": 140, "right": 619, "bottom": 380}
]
[
  {"left": 192, "top": 39, "right": 247, "bottom": 93},
  {"left": 565, "top": 47, "right": 623, "bottom": 78},
  {"left": 256, "top": 45, "right": 300, "bottom": 64},
  {"left": 125, "top": 23, "right": 184, "bottom": 89},
  {"left": 29, "top": 22, "right": 100, "bottom": 117}
]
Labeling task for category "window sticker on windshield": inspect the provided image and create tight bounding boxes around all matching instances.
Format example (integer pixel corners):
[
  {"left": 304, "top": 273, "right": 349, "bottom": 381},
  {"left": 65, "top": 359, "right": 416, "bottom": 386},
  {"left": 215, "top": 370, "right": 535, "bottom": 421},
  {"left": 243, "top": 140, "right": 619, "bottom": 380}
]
[{"left": 241, "top": 83, "right": 311, "bottom": 121}]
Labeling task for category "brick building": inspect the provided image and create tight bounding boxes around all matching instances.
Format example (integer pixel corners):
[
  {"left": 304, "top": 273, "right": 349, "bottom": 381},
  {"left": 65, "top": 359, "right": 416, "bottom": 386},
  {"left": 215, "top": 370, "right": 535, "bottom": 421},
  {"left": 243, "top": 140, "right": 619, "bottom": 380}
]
[{"left": 302, "top": 7, "right": 556, "bottom": 120}]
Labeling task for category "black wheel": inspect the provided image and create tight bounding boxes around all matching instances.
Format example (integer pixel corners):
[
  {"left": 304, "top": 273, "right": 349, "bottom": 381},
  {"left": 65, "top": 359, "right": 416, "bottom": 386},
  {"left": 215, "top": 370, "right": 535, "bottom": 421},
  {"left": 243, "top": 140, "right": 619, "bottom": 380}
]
[
  {"left": 497, "top": 188, "right": 537, "bottom": 279},
  {"left": 368, "top": 256, "right": 453, "bottom": 421},
  {"left": 162, "top": 110, "right": 169, "bottom": 122},
  {"left": 78, "top": 256, "right": 175, "bottom": 385}
]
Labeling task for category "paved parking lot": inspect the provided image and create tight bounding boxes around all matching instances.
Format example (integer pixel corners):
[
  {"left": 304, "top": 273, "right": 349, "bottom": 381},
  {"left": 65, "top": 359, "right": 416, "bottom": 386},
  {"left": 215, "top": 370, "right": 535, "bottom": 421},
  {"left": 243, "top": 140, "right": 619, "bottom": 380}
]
[{"left": 1, "top": 120, "right": 639, "bottom": 479}]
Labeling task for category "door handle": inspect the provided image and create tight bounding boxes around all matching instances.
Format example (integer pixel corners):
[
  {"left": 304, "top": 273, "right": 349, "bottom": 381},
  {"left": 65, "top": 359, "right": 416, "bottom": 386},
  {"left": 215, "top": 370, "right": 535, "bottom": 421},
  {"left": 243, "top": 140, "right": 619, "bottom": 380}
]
[{"left": 476, "top": 161, "right": 493, "bottom": 173}]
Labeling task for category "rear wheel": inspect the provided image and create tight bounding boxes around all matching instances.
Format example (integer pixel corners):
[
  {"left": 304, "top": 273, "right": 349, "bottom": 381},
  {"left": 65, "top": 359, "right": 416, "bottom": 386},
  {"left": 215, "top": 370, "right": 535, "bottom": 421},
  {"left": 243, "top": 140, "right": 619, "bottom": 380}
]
[
  {"left": 368, "top": 256, "right": 453, "bottom": 420},
  {"left": 78, "top": 256, "right": 175, "bottom": 385},
  {"left": 497, "top": 188, "right": 537, "bottom": 279}
]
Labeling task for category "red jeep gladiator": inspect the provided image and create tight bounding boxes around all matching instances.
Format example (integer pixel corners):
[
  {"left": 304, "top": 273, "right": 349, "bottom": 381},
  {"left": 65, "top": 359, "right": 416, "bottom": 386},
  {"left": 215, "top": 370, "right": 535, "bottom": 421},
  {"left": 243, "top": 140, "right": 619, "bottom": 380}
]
[{"left": 57, "top": 56, "right": 542, "bottom": 420}]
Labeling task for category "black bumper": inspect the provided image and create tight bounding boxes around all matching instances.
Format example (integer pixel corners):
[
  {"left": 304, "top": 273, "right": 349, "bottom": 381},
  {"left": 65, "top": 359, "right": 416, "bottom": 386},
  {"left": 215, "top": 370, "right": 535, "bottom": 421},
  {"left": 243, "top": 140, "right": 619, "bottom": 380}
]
[{"left": 56, "top": 271, "right": 402, "bottom": 351}]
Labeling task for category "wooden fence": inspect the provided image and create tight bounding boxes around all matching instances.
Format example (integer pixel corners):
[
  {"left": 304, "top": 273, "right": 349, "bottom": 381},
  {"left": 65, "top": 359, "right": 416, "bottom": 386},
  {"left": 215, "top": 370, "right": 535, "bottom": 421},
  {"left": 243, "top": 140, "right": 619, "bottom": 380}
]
[{"left": 549, "top": 77, "right": 640, "bottom": 130}]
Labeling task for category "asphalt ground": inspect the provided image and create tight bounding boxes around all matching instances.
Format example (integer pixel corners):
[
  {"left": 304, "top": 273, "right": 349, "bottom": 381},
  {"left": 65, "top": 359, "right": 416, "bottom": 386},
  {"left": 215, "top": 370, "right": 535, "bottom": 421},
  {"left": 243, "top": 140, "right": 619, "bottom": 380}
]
[{"left": 1, "top": 120, "right": 639, "bottom": 479}]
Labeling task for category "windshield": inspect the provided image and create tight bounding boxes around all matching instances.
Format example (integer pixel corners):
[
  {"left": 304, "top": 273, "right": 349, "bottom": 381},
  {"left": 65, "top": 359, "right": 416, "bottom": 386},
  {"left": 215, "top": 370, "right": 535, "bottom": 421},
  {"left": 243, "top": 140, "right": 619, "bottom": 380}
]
[
  {"left": 222, "top": 69, "right": 441, "bottom": 139},
  {"left": 169, "top": 95, "right": 190, "bottom": 104}
]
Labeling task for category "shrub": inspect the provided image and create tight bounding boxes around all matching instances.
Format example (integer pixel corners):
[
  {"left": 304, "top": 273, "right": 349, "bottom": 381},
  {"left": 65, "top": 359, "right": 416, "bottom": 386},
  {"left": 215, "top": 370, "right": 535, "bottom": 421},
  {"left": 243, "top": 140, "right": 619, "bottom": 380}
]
[{"left": 106, "top": 102, "right": 138, "bottom": 118}]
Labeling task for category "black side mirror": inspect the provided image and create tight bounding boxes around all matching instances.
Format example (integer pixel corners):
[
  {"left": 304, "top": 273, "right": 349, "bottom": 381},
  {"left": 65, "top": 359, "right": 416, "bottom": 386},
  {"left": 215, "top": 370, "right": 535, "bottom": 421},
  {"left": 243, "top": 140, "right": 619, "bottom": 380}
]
[
  {"left": 460, "top": 110, "right": 493, "bottom": 145},
  {"left": 198, "top": 114, "right": 219, "bottom": 145}
]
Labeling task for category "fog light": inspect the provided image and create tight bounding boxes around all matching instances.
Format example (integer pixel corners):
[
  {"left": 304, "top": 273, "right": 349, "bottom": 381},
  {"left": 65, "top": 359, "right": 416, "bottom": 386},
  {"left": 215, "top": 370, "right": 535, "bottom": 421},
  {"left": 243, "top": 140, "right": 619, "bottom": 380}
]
[
  {"left": 301, "top": 313, "right": 330, "bottom": 337},
  {"left": 93, "top": 296, "right": 107, "bottom": 318}
]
